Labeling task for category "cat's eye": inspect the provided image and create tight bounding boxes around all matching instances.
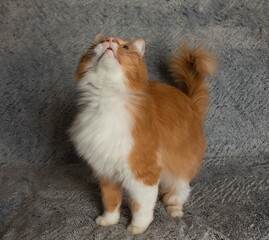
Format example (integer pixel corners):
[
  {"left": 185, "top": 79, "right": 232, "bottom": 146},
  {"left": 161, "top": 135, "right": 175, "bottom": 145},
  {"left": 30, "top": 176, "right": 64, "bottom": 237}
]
[{"left": 123, "top": 45, "right": 129, "bottom": 50}]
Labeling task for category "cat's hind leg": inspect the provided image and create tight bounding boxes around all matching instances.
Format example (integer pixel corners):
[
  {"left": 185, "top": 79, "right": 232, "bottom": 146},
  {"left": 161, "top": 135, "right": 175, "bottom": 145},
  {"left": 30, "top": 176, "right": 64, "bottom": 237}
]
[
  {"left": 127, "top": 181, "right": 158, "bottom": 234},
  {"left": 160, "top": 176, "right": 190, "bottom": 218}
]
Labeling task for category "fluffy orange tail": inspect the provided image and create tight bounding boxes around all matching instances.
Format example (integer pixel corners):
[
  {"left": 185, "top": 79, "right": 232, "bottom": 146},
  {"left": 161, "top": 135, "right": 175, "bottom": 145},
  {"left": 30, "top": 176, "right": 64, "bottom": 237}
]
[{"left": 169, "top": 42, "right": 217, "bottom": 116}]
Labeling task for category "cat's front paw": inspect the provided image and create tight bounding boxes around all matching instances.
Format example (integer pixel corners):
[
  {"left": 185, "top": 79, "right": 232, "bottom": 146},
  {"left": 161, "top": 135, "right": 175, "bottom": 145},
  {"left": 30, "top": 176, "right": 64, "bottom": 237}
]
[
  {"left": 166, "top": 205, "right": 184, "bottom": 218},
  {"left": 95, "top": 211, "right": 119, "bottom": 226},
  {"left": 127, "top": 224, "right": 148, "bottom": 235}
]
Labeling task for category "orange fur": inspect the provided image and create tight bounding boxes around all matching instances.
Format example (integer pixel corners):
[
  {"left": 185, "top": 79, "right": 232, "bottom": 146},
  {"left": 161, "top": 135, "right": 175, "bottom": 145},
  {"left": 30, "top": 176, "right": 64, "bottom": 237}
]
[
  {"left": 148, "top": 81, "right": 206, "bottom": 180},
  {"left": 130, "top": 199, "right": 140, "bottom": 212},
  {"left": 99, "top": 178, "right": 122, "bottom": 212},
  {"left": 117, "top": 40, "right": 148, "bottom": 90},
  {"left": 114, "top": 39, "right": 216, "bottom": 183},
  {"left": 169, "top": 42, "right": 217, "bottom": 116},
  {"left": 76, "top": 46, "right": 95, "bottom": 80},
  {"left": 128, "top": 93, "right": 161, "bottom": 185}
]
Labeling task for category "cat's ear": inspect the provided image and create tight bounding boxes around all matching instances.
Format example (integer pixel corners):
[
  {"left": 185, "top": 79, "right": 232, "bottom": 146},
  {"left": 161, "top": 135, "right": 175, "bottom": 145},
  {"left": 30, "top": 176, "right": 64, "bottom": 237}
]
[
  {"left": 94, "top": 33, "right": 106, "bottom": 43},
  {"left": 132, "top": 39, "right": 145, "bottom": 57}
]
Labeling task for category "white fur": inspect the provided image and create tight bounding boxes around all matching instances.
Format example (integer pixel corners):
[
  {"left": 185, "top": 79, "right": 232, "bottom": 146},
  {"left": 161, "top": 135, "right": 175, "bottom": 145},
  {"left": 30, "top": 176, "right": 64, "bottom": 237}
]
[
  {"left": 96, "top": 204, "right": 120, "bottom": 226},
  {"left": 127, "top": 182, "right": 158, "bottom": 234},
  {"left": 133, "top": 39, "right": 145, "bottom": 57},
  {"left": 69, "top": 42, "right": 135, "bottom": 184}
]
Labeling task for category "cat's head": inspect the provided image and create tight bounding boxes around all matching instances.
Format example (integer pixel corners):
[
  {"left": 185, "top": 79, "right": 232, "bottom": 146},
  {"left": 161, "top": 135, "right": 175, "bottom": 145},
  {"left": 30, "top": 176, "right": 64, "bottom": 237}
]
[{"left": 76, "top": 34, "right": 148, "bottom": 91}]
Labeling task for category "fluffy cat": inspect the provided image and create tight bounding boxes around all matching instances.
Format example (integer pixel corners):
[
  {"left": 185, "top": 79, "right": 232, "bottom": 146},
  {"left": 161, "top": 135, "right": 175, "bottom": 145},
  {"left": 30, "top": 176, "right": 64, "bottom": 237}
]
[{"left": 69, "top": 34, "right": 216, "bottom": 234}]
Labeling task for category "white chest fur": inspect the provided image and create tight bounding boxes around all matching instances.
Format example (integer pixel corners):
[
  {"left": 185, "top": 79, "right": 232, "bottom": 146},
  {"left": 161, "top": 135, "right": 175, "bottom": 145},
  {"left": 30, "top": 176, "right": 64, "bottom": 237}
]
[{"left": 69, "top": 69, "right": 134, "bottom": 182}]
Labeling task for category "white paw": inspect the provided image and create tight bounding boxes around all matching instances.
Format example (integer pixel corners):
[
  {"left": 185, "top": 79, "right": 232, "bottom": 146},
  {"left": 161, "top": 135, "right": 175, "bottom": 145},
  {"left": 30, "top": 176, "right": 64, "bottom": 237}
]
[
  {"left": 95, "top": 215, "right": 119, "bottom": 226},
  {"left": 166, "top": 205, "right": 184, "bottom": 218},
  {"left": 127, "top": 224, "right": 148, "bottom": 235}
]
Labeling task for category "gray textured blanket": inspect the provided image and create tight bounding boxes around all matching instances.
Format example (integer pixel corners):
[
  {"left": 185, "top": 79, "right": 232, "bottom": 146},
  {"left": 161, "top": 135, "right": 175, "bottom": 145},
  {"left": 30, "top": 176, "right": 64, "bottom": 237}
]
[{"left": 0, "top": 0, "right": 268, "bottom": 239}]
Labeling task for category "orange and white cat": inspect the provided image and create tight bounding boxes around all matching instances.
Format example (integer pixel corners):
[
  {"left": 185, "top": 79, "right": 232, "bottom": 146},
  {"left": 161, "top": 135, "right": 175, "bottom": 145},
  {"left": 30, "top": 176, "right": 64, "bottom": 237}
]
[{"left": 69, "top": 34, "right": 216, "bottom": 234}]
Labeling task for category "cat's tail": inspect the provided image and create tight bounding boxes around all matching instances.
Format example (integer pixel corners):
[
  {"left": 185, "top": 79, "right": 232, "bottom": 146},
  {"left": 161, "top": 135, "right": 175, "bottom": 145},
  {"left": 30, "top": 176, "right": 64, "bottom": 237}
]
[{"left": 169, "top": 42, "right": 217, "bottom": 116}]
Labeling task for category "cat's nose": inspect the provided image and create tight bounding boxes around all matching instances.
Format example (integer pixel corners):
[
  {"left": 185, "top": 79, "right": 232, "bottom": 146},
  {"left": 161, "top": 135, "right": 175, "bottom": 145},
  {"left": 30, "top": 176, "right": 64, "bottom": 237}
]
[{"left": 106, "top": 37, "right": 115, "bottom": 44}]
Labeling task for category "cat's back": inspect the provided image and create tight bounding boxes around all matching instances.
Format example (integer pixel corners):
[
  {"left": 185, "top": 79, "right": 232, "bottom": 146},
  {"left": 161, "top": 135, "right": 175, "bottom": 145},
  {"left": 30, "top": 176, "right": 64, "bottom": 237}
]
[
  {"left": 148, "top": 80, "right": 205, "bottom": 179},
  {"left": 148, "top": 80, "right": 195, "bottom": 116}
]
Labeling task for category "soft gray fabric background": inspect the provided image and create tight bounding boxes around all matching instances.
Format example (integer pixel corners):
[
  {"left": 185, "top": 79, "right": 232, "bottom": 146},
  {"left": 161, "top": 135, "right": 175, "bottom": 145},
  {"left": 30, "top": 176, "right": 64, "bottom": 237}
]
[{"left": 0, "top": 0, "right": 268, "bottom": 239}]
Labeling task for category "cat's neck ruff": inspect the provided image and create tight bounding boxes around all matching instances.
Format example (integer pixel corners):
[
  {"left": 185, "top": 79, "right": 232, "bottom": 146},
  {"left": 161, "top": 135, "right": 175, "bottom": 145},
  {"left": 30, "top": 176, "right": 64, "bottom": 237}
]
[
  {"left": 69, "top": 58, "right": 136, "bottom": 184},
  {"left": 76, "top": 59, "right": 130, "bottom": 106}
]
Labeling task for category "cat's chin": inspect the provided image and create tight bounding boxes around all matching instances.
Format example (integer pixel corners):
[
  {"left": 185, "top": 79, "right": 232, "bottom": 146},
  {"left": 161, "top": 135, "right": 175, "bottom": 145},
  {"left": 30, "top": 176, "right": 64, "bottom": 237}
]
[
  {"left": 105, "top": 48, "right": 116, "bottom": 58},
  {"left": 100, "top": 51, "right": 119, "bottom": 65},
  {"left": 97, "top": 54, "right": 120, "bottom": 71}
]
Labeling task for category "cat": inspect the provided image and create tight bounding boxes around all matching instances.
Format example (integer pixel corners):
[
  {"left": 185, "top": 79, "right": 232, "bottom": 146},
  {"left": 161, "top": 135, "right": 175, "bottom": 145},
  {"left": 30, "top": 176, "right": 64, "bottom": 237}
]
[{"left": 69, "top": 34, "right": 216, "bottom": 234}]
